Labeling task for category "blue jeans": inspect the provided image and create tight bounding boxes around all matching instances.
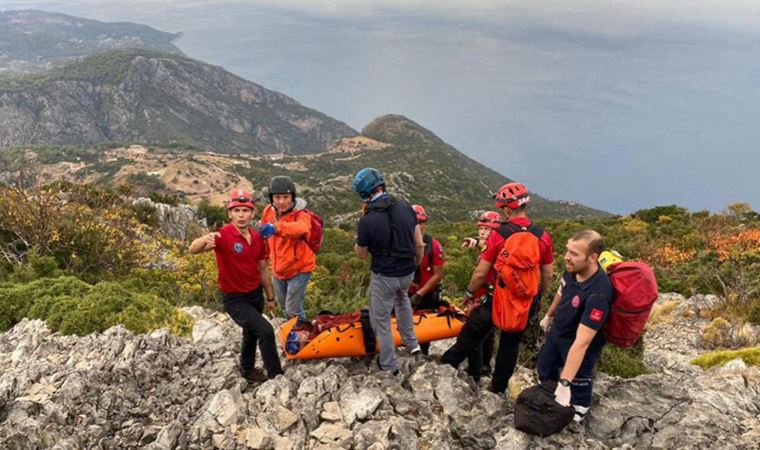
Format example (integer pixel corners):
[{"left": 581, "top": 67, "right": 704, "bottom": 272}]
[
  {"left": 536, "top": 332, "right": 604, "bottom": 408},
  {"left": 273, "top": 272, "right": 312, "bottom": 321}
]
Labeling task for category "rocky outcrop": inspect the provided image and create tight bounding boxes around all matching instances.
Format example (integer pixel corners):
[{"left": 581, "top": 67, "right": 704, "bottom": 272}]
[
  {"left": 0, "top": 295, "right": 758, "bottom": 449},
  {"left": 132, "top": 197, "right": 205, "bottom": 241}
]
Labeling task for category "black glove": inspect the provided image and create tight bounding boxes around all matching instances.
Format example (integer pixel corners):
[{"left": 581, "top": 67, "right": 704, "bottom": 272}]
[{"left": 410, "top": 293, "right": 422, "bottom": 307}]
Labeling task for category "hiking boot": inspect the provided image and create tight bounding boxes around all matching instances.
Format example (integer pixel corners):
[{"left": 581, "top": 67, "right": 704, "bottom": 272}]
[{"left": 242, "top": 368, "right": 268, "bottom": 384}]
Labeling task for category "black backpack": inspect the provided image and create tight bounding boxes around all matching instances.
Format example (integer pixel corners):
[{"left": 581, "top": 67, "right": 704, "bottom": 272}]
[
  {"left": 364, "top": 196, "right": 415, "bottom": 259},
  {"left": 514, "top": 380, "right": 575, "bottom": 437}
]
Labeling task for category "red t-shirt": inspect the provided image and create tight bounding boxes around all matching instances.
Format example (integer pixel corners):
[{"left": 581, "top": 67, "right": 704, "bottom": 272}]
[
  {"left": 214, "top": 223, "right": 269, "bottom": 294},
  {"left": 409, "top": 238, "right": 445, "bottom": 295},
  {"left": 479, "top": 217, "right": 553, "bottom": 287}
]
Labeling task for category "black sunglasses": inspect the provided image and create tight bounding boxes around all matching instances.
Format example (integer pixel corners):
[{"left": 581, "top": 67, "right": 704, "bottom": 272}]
[{"left": 233, "top": 196, "right": 252, "bottom": 203}]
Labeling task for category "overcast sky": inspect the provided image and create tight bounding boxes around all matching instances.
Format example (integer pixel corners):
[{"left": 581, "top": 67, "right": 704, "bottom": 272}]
[{"left": 2, "top": 0, "right": 759, "bottom": 214}]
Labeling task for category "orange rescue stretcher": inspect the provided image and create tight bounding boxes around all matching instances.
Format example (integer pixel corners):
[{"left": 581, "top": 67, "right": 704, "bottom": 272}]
[{"left": 278, "top": 304, "right": 466, "bottom": 360}]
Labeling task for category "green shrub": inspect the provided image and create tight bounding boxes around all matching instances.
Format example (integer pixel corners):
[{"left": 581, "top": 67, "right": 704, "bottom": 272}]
[
  {"left": 52, "top": 281, "right": 187, "bottom": 335},
  {"left": 0, "top": 276, "right": 91, "bottom": 331},
  {"left": 691, "top": 347, "right": 760, "bottom": 369},
  {"left": 0, "top": 275, "right": 192, "bottom": 336},
  {"left": 0, "top": 184, "right": 149, "bottom": 282},
  {"left": 596, "top": 339, "right": 648, "bottom": 378},
  {"left": 748, "top": 299, "right": 760, "bottom": 325},
  {"left": 197, "top": 198, "right": 228, "bottom": 230},
  {"left": 305, "top": 256, "right": 370, "bottom": 317},
  {"left": 9, "top": 252, "right": 63, "bottom": 283},
  {"left": 132, "top": 202, "right": 158, "bottom": 226}
]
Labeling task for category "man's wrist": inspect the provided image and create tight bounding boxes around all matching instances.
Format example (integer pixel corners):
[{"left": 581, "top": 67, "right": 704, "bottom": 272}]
[{"left": 559, "top": 378, "right": 571, "bottom": 387}]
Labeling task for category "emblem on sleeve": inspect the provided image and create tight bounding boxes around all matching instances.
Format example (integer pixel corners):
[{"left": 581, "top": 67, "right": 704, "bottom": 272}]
[{"left": 589, "top": 308, "right": 604, "bottom": 323}]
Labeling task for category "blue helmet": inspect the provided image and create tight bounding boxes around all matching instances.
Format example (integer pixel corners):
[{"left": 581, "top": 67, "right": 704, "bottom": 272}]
[
  {"left": 285, "top": 331, "right": 302, "bottom": 355},
  {"left": 352, "top": 167, "right": 385, "bottom": 199}
]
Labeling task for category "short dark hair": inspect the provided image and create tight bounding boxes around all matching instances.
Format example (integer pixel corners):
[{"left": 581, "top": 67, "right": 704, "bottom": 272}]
[{"left": 570, "top": 230, "right": 605, "bottom": 257}]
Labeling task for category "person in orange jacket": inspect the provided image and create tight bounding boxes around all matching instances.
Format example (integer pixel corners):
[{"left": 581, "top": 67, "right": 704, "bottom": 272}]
[{"left": 259, "top": 176, "right": 317, "bottom": 323}]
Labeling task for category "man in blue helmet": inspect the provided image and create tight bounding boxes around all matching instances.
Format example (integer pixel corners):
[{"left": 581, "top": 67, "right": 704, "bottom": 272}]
[{"left": 353, "top": 167, "right": 424, "bottom": 375}]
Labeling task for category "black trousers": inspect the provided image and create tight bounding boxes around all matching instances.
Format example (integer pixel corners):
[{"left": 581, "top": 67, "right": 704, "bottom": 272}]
[
  {"left": 441, "top": 297, "right": 523, "bottom": 393},
  {"left": 413, "top": 290, "right": 447, "bottom": 355},
  {"left": 221, "top": 288, "right": 283, "bottom": 378},
  {"left": 482, "top": 327, "right": 495, "bottom": 370}
]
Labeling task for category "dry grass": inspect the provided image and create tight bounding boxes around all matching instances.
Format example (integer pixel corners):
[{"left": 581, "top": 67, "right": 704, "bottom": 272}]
[{"left": 646, "top": 300, "right": 680, "bottom": 328}]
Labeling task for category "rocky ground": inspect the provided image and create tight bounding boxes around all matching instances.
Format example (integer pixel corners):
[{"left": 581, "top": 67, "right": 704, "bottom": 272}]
[{"left": 1, "top": 295, "right": 758, "bottom": 450}]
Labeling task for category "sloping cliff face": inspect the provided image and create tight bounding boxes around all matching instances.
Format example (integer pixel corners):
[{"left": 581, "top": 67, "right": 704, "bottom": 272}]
[
  {"left": 0, "top": 295, "right": 758, "bottom": 449},
  {"left": 0, "top": 49, "right": 357, "bottom": 154}
]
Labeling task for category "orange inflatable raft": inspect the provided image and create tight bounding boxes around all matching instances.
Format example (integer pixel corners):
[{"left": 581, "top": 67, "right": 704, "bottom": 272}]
[{"left": 278, "top": 305, "right": 466, "bottom": 360}]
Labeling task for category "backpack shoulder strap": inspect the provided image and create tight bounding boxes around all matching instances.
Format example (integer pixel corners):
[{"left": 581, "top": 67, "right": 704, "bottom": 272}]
[
  {"left": 525, "top": 223, "right": 544, "bottom": 240},
  {"left": 495, "top": 222, "right": 543, "bottom": 240},
  {"left": 423, "top": 233, "right": 434, "bottom": 271},
  {"left": 494, "top": 222, "right": 520, "bottom": 239}
]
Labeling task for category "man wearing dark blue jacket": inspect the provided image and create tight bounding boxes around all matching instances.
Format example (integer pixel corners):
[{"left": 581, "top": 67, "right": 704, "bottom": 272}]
[
  {"left": 353, "top": 167, "right": 424, "bottom": 375},
  {"left": 537, "top": 229, "right": 613, "bottom": 422}
]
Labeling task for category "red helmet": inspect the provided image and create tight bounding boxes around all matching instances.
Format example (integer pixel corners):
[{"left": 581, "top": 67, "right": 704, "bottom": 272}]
[
  {"left": 493, "top": 182, "right": 530, "bottom": 209},
  {"left": 226, "top": 189, "right": 256, "bottom": 210},
  {"left": 477, "top": 211, "right": 501, "bottom": 229},
  {"left": 412, "top": 204, "right": 428, "bottom": 223}
]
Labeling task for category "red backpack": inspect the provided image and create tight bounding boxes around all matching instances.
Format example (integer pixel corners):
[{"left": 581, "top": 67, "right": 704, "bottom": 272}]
[
  {"left": 298, "top": 208, "right": 324, "bottom": 254},
  {"left": 603, "top": 262, "right": 659, "bottom": 347},
  {"left": 491, "top": 224, "right": 543, "bottom": 332}
]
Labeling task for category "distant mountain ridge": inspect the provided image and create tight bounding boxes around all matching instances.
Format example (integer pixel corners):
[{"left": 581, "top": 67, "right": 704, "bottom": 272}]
[
  {"left": 0, "top": 11, "right": 606, "bottom": 219},
  {"left": 1, "top": 115, "right": 608, "bottom": 221},
  {"left": 0, "top": 49, "right": 357, "bottom": 154},
  {"left": 0, "top": 10, "right": 183, "bottom": 73}
]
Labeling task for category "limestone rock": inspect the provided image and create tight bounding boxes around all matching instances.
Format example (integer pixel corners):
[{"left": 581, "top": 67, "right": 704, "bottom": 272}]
[
  {"left": 310, "top": 422, "right": 352, "bottom": 448},
  {"left": 132, "top": 197, "right": 204, "bottom": 241},
  {"left": 1, "top": 301, "right": 758, "bottom": 450},
  {"left": 320, "top": 401, "right": 343, "bottom": 422},
  {"left": 338, "top": 383, "right": 385, "bottom": 425},
  {"left": 237, "top": 427, "right": 273, "bottom": 449},
  {"left": 192, "top": 319, "right": 227, "bottom": 343}
]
